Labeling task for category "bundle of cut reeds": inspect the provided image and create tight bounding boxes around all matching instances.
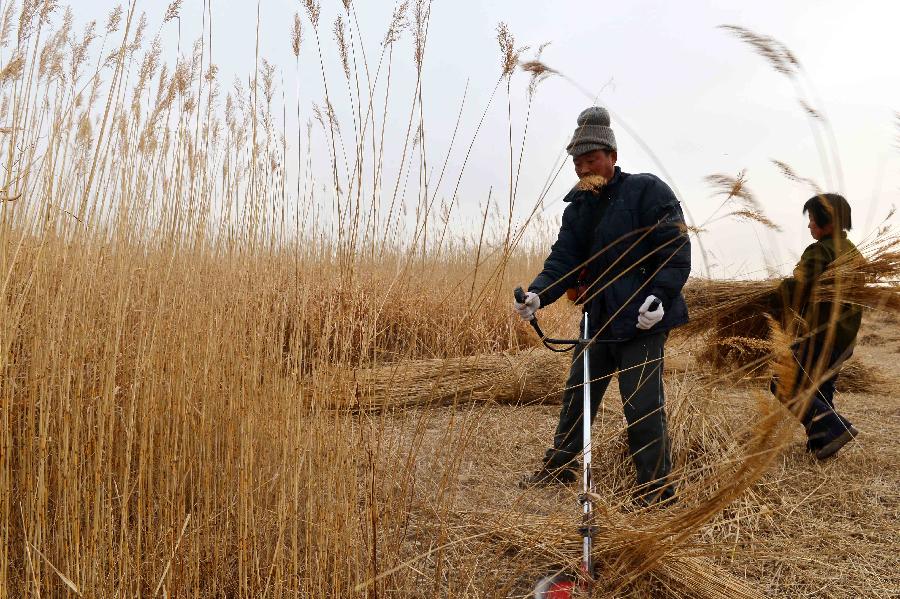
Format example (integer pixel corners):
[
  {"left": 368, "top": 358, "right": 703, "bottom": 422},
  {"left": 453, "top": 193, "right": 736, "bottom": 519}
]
[
  {"left": 333, "top": 341, "right": 709, "bottom": 412},
  {"left": 835, "top": 357, "right": 886, "bottom": 393},
  {"left": 329, "top": 349, "right": 570, "bottom": 411},
  {"left": 680, "top": 233, "right": 900, "bottom": 369}
]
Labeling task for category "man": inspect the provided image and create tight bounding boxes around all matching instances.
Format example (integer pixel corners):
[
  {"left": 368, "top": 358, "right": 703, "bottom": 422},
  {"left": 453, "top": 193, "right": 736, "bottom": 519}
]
[
  {"left": 770, "top": 193, "right": 862, "bottom": 459},
  {"left": 513, "top": 106, "right": 691, "bottom": 504}
]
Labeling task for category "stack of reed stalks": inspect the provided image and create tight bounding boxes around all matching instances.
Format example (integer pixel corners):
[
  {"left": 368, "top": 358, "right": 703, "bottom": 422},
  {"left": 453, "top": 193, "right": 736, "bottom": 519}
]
[
  {"left": 835, "top": 357, "right": 886, "bottom": 393},
  {"left": 681, "top": 232, "right": 900, "bottom": 370},
  {"left": 329, "top": 349, "right": 570, "bottom": 411}
]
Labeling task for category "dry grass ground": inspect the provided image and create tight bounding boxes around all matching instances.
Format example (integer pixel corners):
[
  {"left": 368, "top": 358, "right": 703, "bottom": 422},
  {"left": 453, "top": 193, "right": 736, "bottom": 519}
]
[{"left": 374, "top": 311, "right": 899, "bottom": 597}]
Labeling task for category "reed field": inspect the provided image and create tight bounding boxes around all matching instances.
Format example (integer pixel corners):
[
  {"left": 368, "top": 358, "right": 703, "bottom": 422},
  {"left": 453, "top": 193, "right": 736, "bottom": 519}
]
[{"left": 2, "top": 1, "right": 898, "bottom": 597}]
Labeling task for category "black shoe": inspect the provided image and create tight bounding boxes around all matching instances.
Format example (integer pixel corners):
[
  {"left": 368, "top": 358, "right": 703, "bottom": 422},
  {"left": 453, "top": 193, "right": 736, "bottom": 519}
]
[
  {"left": 805, "top": 438, "right": 824, "bottom": 453},
  {"left": 519, "top": 466, "right": 577, "bottom": 488},
  {"left": 816, "top": 425, "right": 859, "bottom": 460}
]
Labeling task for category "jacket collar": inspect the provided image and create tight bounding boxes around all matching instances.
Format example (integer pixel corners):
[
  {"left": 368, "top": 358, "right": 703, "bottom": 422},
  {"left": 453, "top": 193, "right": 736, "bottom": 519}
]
[{"left": 607, "top": 165, "right": 624, "bottom": 188}]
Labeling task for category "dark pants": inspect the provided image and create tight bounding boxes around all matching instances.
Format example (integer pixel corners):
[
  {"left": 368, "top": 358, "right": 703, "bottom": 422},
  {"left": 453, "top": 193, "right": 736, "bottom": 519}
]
[
  {"left": 544, "top": 332, "right": 672, "bottom": 495},
  {"left": 770, "top": 343, "right": 854, "bottom": 449}
]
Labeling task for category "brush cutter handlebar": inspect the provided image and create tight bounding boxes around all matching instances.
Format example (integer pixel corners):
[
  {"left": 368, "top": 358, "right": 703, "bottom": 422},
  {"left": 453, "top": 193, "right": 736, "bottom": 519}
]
[
  {"left": 514, "top": 287, "right": 578, "bottom": 352},
  {"left": 514, "top": 287, "right": 661, "bottom": 351},
  {"left": 512, "top": 286, "right": 527, "bottom": 304}
]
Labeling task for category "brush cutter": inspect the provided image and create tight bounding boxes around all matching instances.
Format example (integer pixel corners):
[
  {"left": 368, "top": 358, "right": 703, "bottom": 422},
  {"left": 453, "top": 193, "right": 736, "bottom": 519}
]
[{"left": 514, "top": 287, "right": 660, "bottom": 598}]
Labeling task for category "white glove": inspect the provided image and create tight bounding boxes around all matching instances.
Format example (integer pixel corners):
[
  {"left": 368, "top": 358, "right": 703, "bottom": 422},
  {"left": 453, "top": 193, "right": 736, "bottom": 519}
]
[
  {"left": 636, "top": 295, "right": 664, "bottom": 330},
  {"left": 514, "top": 291, "right": 540, "bottom": 321}
]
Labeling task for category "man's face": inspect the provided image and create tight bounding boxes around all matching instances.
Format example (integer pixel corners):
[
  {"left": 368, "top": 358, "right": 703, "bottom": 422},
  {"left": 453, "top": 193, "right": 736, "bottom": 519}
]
[
  {"left": 807, "top": 213, "right": 834, "bottom": 240},
  {"left": 573, "top": 149, "right": 617, "bottom": 180}
]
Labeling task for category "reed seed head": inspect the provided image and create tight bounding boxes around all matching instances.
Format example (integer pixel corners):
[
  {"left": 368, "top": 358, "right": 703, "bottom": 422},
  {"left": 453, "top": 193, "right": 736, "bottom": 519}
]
[
  {"left": 383, "top": 1, "right": 408, "bottom": 46},
  {"left": 720, "top": 24, "right": 800, "bottom": 78},
  {"left": 496, "top": 21, "right": 527, "bottom": 79},
  {"left": 0, "top": 53, "right": 25, "bottom": 82},
  {"left": 799, "top": 99, "right": 822, "bottom": 120},
  {"left": 291, "top": 12, "right": 302, "bottom": 58},
  {"left": 303, "top": 0, "right": 320, "bottom": 28},
  {"left": 129, "top": 12, "right": 147, "bottom": 54},
  {"left": 105, "top": 4, "right": 122, "bottom": 34},
  {"left": 706, "top": 170, "right": 755, "bottom": 207},
  {"left": 521, "top": 43, "right": 556, "bottom": 97},
  {"left": 334, "top": 16, "right": 350, "bottom": 80},
  {"left": 771, "top": 159, "right": 822, "bottom": 194},
  {"left": 163, "top": 0, "right": 181, "bottom": 23}
]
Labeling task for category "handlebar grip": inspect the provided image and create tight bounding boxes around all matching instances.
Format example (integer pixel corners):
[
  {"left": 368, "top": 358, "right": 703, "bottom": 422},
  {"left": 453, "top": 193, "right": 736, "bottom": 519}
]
[
  {"left": 513, "top": 286, "right": 576, "bottom": 351},
  {"left": 648, "top": 298, "right": 661, "bottom": 312}
]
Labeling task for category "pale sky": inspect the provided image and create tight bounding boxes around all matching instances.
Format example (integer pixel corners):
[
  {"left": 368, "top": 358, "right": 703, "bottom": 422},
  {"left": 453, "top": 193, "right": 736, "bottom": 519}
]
[{"left": 74, "top": 0, "right": 900, "bottom": 277}]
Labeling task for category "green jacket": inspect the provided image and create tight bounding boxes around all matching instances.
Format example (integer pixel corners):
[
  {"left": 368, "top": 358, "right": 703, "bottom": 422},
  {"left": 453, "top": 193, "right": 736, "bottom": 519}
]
[{"left": 777, "top": 232, "right": 863, "bottom": 357}]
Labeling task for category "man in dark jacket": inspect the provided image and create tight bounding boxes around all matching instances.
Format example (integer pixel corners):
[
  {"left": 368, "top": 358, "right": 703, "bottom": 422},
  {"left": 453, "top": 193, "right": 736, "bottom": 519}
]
[
  {"left": 771, "top": 193, "right": 862, "bottom": 460},
  {"left": 513, "top": 106, "right": 691, "bottom": 504}
]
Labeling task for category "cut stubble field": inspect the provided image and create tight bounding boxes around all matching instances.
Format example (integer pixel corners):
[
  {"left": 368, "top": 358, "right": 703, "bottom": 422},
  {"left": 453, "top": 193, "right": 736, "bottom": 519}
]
[{"left": 382, "top": 313, "right": 900, "bottom": 597}]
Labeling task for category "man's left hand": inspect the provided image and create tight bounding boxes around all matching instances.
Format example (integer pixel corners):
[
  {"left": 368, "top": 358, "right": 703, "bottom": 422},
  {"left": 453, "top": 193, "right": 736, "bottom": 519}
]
[{"left": 637, "top": 295, "right": 664, "bottom": 330}]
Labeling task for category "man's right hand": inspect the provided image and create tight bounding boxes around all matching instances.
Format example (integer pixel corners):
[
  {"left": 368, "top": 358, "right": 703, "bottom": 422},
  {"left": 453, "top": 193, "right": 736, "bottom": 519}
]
[{"left": 513, "top": 291, "right": 540, "bottom": 321}]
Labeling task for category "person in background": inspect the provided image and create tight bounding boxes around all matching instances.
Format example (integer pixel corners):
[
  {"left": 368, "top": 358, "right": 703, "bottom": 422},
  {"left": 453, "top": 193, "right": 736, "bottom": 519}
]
[{"left": 771, "top": 193, "right": 862, "bottom": 460}]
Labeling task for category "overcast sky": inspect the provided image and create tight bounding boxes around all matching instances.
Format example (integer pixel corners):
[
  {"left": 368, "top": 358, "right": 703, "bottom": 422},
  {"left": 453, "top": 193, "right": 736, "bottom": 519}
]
[{"left": 75, "top": 1, "right": 900, "bottom": 277}]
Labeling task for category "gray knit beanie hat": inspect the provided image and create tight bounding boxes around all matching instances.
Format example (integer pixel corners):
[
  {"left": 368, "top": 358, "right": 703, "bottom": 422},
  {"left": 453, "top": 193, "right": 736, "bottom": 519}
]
[{"left": 566, "top": 106, "right": 617, "bottom": 157}]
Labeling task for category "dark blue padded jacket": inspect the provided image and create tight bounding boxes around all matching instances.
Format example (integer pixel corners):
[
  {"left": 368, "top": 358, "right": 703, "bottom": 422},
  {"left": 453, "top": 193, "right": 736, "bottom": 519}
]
[{"left": 528, "top": 166, "right": 691, "bottom": 339}]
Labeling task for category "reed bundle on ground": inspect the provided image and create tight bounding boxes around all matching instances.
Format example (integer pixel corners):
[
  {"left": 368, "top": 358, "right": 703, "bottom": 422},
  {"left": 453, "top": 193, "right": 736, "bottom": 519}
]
[
  {"left": 334, "top": 341, "right": 722, "bottom": 412},
  {"left": 680, "top": 232, "right": 900, "bottom": 369},
  {"left": 835, "top": 357, "right": 886, "bottom": 393},
  {"left": 331, "top": 349, "right": 569, "bottom": 411}
]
